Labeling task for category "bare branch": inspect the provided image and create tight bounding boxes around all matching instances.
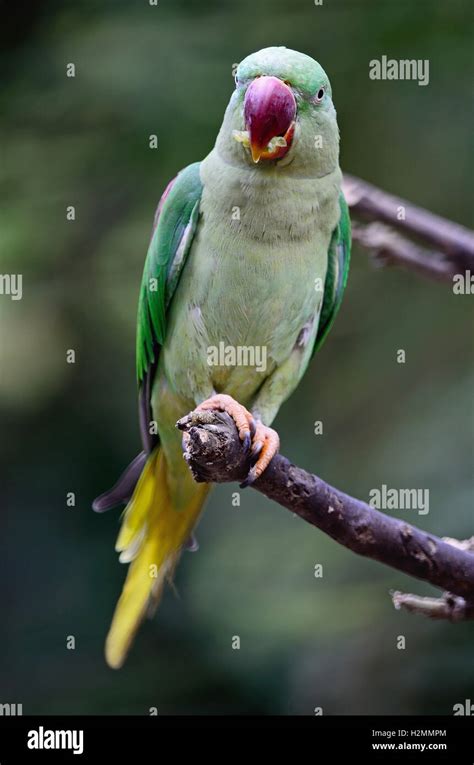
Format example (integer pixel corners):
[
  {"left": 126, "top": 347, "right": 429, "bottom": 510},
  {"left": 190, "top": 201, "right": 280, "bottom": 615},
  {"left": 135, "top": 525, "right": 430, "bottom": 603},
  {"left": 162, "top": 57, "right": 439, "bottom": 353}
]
[
  {"left": 342, "top": 174, "right": 474, "bottom": 267},
  {"left": 351, "top": 222, "right": 457, "bottom": 283},
  {"left": 443, "top": 536, "right": 474, "bottom": 552},
  {"left": 392, "top": 591, "right": 474, "bottom": 621},
  {"left": 177, "top": 410, "right": 474, "bottom": 615}
]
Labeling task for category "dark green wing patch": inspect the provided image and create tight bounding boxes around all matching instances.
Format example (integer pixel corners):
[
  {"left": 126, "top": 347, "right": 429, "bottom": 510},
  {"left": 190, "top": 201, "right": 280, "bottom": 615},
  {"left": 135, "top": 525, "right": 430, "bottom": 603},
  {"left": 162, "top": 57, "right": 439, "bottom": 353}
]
[{"left": 312, "top": 191, "right": 351, "bottom": 357}]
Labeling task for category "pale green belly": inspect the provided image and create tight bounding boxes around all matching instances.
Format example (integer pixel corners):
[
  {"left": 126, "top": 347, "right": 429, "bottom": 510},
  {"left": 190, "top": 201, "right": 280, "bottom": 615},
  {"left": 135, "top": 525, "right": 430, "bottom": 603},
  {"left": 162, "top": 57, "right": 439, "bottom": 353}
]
[{"left": 155, "top": 225, "right": 328, "bottom": 412}]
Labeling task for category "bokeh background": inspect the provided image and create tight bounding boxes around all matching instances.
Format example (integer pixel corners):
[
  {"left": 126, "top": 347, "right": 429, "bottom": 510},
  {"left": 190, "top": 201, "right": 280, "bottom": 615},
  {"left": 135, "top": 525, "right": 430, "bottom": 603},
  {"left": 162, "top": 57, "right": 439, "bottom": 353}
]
[{"left": 1, "top": 0, "right": 472, "bottom": 715}]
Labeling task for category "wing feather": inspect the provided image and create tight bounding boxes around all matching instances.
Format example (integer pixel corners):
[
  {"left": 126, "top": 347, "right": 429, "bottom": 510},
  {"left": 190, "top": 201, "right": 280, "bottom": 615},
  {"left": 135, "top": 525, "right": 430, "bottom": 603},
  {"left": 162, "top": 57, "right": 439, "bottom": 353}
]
[
  {"left": 312, "top": 191, "right": 351, "bottom": 357},
  {"left": 136, "top": 162, "right": 203, "bottom": 451}
]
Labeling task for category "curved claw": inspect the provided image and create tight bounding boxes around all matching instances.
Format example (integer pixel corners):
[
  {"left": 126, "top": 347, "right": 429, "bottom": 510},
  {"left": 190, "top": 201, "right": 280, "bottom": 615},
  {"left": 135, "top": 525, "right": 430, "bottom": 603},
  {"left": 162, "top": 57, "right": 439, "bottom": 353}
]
[
  {"left": 185, "top": 534, "right": 199, "bottom": 553},
  {"left": 249, "top": 417, "right": 257, "bottom": 440},
  {"left": 250, "top": 440, "right": 263, "bottom": 463},
  {"left": 240, "top": 468, "right": 257, "bottom": 489}
]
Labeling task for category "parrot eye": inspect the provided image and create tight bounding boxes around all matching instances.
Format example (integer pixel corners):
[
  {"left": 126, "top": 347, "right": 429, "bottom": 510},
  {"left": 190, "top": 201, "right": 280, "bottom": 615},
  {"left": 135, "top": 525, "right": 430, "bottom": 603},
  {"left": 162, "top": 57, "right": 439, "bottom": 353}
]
[{"left": 314, "top": 87, "right": 325, "bottom": 104}]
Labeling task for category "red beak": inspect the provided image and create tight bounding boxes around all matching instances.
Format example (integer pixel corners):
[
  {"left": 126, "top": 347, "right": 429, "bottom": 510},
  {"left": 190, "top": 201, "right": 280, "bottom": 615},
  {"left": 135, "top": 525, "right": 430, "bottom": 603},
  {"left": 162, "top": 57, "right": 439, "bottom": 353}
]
[{"left": 244, "top": 75, "right": 296, "bottom": 163}]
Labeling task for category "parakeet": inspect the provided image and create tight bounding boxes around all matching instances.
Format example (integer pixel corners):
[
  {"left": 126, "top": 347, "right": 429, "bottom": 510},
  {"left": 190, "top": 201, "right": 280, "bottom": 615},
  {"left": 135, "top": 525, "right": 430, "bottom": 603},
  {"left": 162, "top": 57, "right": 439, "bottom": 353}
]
[{"left": 93, "top": 46, "right": 351, "bottom": 669}]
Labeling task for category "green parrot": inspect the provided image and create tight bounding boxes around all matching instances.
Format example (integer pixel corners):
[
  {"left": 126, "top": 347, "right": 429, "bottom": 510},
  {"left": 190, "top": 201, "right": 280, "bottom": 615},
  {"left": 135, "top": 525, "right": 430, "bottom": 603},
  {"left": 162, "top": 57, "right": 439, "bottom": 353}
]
[{"left": 93, "top": 46, "right": 351, "bottom": 669}]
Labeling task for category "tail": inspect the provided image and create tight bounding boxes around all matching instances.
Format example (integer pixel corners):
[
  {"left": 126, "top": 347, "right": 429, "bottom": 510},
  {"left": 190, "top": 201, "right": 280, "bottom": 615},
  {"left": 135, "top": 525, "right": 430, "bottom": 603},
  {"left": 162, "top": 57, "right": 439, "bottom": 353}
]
[{"left": 105, "top": 447, "right": 209, "bottom": 669}]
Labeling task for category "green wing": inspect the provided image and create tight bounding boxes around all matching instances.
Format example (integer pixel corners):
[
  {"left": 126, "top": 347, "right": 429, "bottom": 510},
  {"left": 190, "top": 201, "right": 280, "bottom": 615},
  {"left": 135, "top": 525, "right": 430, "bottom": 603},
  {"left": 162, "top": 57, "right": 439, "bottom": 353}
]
[
  {"left": 312, "top": 191, "right": 351, "bottom": 357},
  {"left": 136, "top": 162, "right": 202, "bottom": 450}
]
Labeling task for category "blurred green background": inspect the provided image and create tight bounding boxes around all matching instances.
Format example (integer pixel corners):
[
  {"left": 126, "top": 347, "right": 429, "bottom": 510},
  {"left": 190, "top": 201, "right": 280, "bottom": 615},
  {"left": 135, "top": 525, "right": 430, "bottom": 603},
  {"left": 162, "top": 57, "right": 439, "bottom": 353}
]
[{"left": 1, "top": 0, "right": 472, "bottom": 715}]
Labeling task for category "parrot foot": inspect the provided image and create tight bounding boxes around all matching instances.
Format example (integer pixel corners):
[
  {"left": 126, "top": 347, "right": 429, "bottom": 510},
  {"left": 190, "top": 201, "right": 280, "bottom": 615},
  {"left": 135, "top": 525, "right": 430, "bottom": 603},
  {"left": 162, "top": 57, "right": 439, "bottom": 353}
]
[{"left": 194, "top": 394, "right": 279, "bottom": 487}]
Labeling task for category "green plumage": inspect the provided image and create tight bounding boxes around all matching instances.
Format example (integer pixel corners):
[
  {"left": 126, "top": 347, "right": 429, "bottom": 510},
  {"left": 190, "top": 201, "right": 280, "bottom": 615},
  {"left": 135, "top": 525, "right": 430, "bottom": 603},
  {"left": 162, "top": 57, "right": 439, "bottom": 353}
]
[{"left": 136, "top": 163, "right": 203, "bottom": 382}]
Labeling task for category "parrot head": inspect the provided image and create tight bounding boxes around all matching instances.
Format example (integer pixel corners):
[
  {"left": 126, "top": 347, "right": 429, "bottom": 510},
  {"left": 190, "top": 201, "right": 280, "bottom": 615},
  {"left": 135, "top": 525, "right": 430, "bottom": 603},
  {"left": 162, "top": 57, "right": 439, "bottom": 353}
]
[{"left": 216, "top": 46, "right": 339, "bottom": 177}]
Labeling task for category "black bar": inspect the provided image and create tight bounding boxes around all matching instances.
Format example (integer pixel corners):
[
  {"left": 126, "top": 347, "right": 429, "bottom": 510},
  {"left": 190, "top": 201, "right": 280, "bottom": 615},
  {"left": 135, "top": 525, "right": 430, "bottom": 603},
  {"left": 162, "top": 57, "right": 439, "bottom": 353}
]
[{"left": 0, "top": 715, "right": 472, "bottom": 762}]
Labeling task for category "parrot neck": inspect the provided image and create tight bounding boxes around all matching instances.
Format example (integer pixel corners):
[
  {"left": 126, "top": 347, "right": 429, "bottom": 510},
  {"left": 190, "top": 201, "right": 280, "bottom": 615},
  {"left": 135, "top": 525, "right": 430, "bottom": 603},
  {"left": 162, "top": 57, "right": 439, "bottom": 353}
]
[{"left": 200, "top": 148, "right": 342, "bottom": 244}]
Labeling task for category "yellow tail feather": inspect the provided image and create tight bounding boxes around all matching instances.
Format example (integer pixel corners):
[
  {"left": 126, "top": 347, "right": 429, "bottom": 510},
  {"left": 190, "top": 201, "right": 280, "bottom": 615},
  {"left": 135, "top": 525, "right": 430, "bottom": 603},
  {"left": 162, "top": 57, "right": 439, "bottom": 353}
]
[{"left": 105, "top": 447, "right": 208, "bottom": 669}]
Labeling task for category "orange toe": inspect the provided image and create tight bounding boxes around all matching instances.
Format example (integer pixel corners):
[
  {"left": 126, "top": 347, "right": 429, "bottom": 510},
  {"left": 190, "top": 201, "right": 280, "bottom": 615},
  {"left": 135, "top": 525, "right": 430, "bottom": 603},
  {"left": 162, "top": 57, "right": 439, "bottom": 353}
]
[
  {"left": 196, "top": 394, "right": 254, "bottom": 445},
  {"left": 251, "top": 422, "right": 280, "bottom": 479},
  {"left": 241, "top": 422, "right": 279, "bottom": 487}
]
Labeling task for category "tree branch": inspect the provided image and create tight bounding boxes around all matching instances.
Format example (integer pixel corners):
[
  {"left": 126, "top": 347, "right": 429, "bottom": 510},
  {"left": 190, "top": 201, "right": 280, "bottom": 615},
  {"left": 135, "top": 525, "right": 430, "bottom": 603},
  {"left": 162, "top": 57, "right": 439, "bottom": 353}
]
[
  {"left": 177, "top": 410, "right": 474, "bottom": 620},
  {"left": 350, "top": 222, "right": 458, "bottom": 282},
  {"left": 342, "top": 174, "right": 474, "bottom": 281},
  {"left": 391, "top": 591, "right": 474, "bottom": 621}
]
